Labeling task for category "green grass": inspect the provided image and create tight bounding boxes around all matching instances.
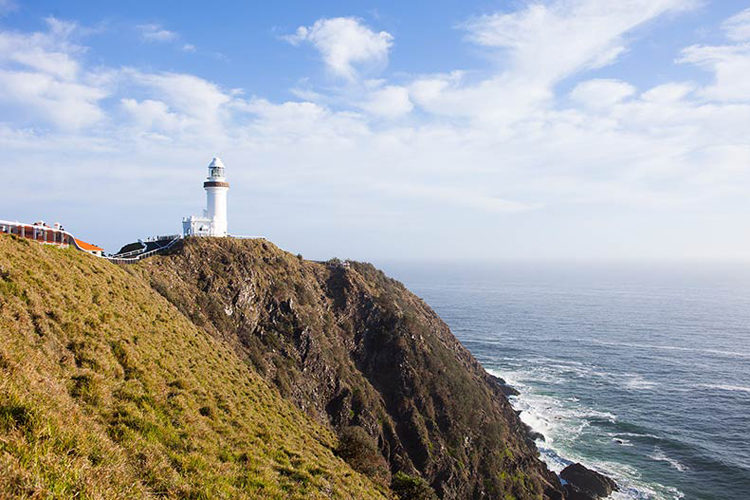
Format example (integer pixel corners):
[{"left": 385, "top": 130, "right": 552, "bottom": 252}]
[{"left": 0, "top": 236, "right": 387, "bottom": 499}]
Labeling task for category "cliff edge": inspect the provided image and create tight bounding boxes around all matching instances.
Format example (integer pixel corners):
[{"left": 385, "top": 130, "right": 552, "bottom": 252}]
[{"left": 135, "top": 237, "right": 563, "bottom": 499}]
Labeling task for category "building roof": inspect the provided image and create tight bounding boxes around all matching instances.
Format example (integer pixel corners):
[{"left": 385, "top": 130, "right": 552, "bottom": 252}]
[
  {"left": 74, "top": 238, "right": 104, "bottom": 252},
  {"left": 208, "top": 156, "right": 225, "bottom": 169}
]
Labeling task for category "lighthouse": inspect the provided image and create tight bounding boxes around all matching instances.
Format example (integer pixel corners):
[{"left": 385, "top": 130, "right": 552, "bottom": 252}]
[
  {"left": 204, "top": 157, "right": 229, "bottom": 236},
  {"left": 182, "top": 157, "right": 230, "bottom": 237}
]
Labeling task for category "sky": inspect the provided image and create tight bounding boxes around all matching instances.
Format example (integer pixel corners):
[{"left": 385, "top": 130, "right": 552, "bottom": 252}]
[{"left": 1, "top": 0, "right": 750, "bottom": 262}]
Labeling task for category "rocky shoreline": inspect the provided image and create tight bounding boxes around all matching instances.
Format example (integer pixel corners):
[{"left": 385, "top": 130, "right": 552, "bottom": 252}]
[
  {"left": 561, "top": 463, "right": 619, "bottom": 500},
  {"left": 499, "top": 376, "right": 619, "bottom": 500}
]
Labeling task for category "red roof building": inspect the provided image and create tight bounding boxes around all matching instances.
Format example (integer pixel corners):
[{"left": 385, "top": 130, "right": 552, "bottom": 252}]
[{"left": 74, "top": 238, "right": 104, "bottom": 256}]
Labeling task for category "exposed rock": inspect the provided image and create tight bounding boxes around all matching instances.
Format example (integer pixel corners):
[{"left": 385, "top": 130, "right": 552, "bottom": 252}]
[
  {"left": 561, "top": 463, "right": 618, "bottom": 500},
  {"left": 135, "top": 238, "right": 565, "bottom": 499},
  {"left": 488, "top": 373, "right": 520, "bottom": 396},
  {"left": 522, "top": 421, "right": 546, "bottom": 442}
]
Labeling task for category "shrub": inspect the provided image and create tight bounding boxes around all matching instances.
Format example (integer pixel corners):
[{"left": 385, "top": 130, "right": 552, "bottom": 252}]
[
  {"left": 391, "top": 471, "right": 437, "bottom": 500},
  {"left": 336, "top": 426, "right": 390, "bottom": 488}
]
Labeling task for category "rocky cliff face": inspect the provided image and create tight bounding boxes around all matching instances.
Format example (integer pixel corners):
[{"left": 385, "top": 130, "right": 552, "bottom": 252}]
[{"left": 135, "top": 238, "right": 563, "bottom": 499}]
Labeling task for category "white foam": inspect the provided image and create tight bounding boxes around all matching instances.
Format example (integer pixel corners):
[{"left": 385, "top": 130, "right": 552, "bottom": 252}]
[
  {"left": 587, "top": 338, "right": 750, "bottom": 359},
  {"left": 499, "top": 361, "right": 659, "bottom": 393},
  {"left": 698, "top": 383, "right": 750, "bottom": 394},
  {"left": 611, "top": 436, "right": 634, "bottom": 447},
  {"left": 624, "top": 375, "right": 658, "bottom": 390},
  {"left": 615, "top": 431, "right": 663, "bottom": 441},
  {"left": 649, "top": 447, "right": 689, "bottom": 472},
  {"left": 489, "top": 367, "right": 617, "bottom": 444},
  {"left": 486, "top": 365, "right": 685, "bottom": 500},
  {"left": 582, "top": 457, "right": 685, "bottom": 500}
]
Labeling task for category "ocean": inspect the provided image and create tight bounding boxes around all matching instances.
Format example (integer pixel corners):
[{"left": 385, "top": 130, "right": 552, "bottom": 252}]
[{"left": 380, "top": 262, "right": 750, "bottom": 500}]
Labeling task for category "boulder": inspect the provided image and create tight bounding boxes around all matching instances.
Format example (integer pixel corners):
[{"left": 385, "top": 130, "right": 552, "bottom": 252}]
[
  {"left": 524, "top": 423, "right": 546, "bottom": 442},
  {"left": 488, "top": 373, "right": 520, "bottom": 396},
  {"left": 561, "top": 463, "right": 618, "bottom": 500}
]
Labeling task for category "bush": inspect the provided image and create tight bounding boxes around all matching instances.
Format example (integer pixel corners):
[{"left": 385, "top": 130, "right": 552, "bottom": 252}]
[
  {"left": 336, "top": 426, "right": 390, "bottom": 487},
  {"left": 391, "top": 471, "right": 437, "bottom": 500}
]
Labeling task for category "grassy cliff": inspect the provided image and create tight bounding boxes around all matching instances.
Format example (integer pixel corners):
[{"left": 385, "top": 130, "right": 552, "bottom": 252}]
[
  {"left": 0, "top": 235, "right": 562, "bottom": 499},
  {"left": 0, "top": 236, "right": 385, "bottom": 499}
]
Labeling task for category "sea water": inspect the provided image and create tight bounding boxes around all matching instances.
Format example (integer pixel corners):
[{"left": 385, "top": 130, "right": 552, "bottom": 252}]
[{"left": 380, "top": 262, "right": 750, "bottom": 500}]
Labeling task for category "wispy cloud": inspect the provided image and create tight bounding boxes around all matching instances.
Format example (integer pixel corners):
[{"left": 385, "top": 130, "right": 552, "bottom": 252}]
[
  {"left": 723, "top": 7, "right": 750, "bottom": 42},
  {"left": 0, "top": 0, "right": 17, "bottom": 16},
  {"left": 405, "top": 0, "right": 696, "bottom": 125},
  {"left": 137, "top": 23, "right": 178, "bottom": 43},
  {"left": 679, "top": 7, "right": 750, "bottom": 102},
  {"left": 135, "top": 23, "right": 200, "bottom": 55}
]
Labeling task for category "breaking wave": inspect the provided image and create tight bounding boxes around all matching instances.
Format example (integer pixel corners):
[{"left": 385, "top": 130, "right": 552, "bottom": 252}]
[
  {"left": 487, "top": 365, "right": 685, "bottom": 499},
  {"left": 649, "top": 447, "right": 689, "bottom": 472}
]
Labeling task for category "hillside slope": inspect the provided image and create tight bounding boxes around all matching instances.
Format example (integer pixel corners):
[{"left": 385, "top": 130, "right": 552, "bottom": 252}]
[
  {"left": 134, "top": 238, "right": 563, "bottom": 499},
  {"left": 0, "top": 236, "right": 385, "bottom": 499}
]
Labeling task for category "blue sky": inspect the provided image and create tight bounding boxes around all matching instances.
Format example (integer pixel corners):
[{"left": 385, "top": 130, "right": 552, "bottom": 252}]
[{"left": 1, "top": 0, "right": 750, "bottom": 261}]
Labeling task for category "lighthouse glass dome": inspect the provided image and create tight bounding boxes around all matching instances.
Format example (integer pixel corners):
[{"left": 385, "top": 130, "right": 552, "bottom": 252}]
[{"left": 208, "top": 157, "right": 225, "bottom": 179}]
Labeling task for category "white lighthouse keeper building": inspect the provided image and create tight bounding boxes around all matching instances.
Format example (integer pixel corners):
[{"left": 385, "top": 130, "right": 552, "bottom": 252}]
[{"left": 182, "top": 157, "right": 230, "bottom": 237}]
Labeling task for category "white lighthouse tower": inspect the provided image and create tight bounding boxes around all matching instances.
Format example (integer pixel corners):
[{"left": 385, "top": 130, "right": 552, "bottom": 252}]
[
  {"left": 204, "top": 157, "right": 229, "bottom": 236},
  {"left": 182, "top": 157, "right": 230, "bottom": 237}
]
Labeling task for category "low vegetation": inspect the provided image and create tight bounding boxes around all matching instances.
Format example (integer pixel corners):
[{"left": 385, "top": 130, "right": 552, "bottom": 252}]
[
  {"left": 0, "top": 235, "right": 563, "bottom": 499},
  {"left": 0, "top": 236, "right": 385, "bottom": 499}
]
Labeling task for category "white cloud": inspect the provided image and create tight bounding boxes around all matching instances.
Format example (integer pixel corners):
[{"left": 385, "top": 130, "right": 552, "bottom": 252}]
[
  {"left": 360, "top": 85, "right": 413, "bottom": 118},
  {"left": 463, "top": 0, "right": 692, "bottom": 82},
  {"left": 126, "top": 70, "right": 231, "bottom": 124},
  {"left": 285, "top": 17, "right": 393, "bottom": 80},
  {"left": 570, "top": 79, "right": 636, "bottom": 108},
  {"left": 137, "top": 24, "right": 178, "bottom": 42},
  {"left": 675, "top": 7, "right": 750, "bottom": 103},
  {"left": 0, "top": 17, "right": 82, "bottom": 79},
  {"left": 0, "top": 18, "right": 109, "bottom": 129},
  {"left": 640, "top": 82, "right": 694, "bottom": 102},
  {"left": 237, "top": 97, "right": 369, "bottom": 141},
  {"left": 136, "top": 23, "right": 198, "bottom": 52},
  {"left": 407, "top": 0, "right": 694, "bottom": 124},
  {"left": 0, "top": 69, "right": 107, "bottom": 128},
  {"left": 120, "top": 98, "right": 183, "bottom": 132},
  {"left": 679, "top": 44, "right": 750, "bottom": 102},
  {"left": 723, "top": 8, "right": 750, "bottom": 42}
]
